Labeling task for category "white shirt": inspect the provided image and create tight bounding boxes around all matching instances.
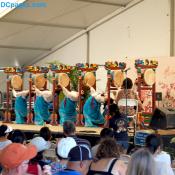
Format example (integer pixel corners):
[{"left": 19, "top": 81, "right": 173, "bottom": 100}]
[
  {"left": 35, "top": 88, "right": 52, "bottom": 103},
  {"left": 12, "top": 89, "right": 29, "bottom": 99},
  {"left": 62, "top": 87, "right": 79, "bottom": 101},
  {"left": 90, "top": 87, "right": 105, "bottom": 103},
  {"left": 0, "top": 140, "right": 12, "bottom": 150}
]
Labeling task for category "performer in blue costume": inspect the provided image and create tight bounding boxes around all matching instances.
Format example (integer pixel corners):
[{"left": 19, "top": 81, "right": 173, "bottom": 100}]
[
  {"left": 12, "top": 89, "right": 29, "bottom": 124},
  {"left": 83, "top": 86, "right": 106, "bottom": 127},
  {"left": 34, "top": 87, "right": 52, "bottom": 125},
  {"left": 59, "top": 84, "right": 79, "bottom": 125}
]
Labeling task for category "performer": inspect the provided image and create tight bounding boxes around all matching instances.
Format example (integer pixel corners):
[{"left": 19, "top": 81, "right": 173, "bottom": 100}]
[
  {"left": 12, "top": 89, "right": 29, "bottom": 124},
  {"left": 83, "top": 85, "right": 106, "bottom": 127},
  {"left": 58, "top": 84, "right": 79, "bottom": 125},
  {"left": 115, "top": 78, "right": 143, "bottom": 116},
  {"left": 34, "top": 86, "right": 52, "bottom": 125}
]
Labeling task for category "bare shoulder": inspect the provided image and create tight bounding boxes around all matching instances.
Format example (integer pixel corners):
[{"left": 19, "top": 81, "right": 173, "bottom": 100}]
[{"left": 112, "top": 160, "right": 127, "bottom": 175}]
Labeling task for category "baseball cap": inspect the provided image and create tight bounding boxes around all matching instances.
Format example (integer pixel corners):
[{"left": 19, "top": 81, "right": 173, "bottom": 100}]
[
  {"left": 68, "top": 145, "right": 92, "bottom": 162},
  {"left": 0, "top": 143, "right": 37, "bottom": 169},
  {"left": 57, "top": 137, "right": 77, "bottom": 159},
  {"left": 0, "top": 124, "right": 13, "bottom": 136},
  {"left": 30, "top": 136, "right": 51, "bottom": 152}
]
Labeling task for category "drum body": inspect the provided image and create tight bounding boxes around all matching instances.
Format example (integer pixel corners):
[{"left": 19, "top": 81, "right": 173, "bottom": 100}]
[
  {"left": 144, "top": 69, "right": 155, "bottom": 86},
  {"left": 33, "top": 74, "right": 46, "bottom": 89},
  {"left": 11, "top": 75, "right": 23, "bottom": 90},
  {"left": 58, "top": 73, "right": 70, "bottom": 87},
  {"left": 112, "top": 70, "right": 124, "bottom": 87},
  {"left": 83, "top": 72, "right": 96, "bottom": 87}
]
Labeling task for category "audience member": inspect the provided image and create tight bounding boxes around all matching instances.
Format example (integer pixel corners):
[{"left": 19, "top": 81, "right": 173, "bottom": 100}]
[
  {"left": 0, "top": 143, "right": 37, "bottom": 175},
  {"left": 92, "top": 128, "right": 114, "bottom": 158},
  {"left": 88, "top": 138, "right": 127, "bottom": 175},
  {"left": 56, "top": 145, "right": 92, "bottom": 175},
  {"left": 9, "top": 129, "right": 26, "bottom": 144},
  {"left": 51, "top": 137, "right": 77, "bottom": 174},
  {"left": 0, "top": 124, "right": 12, "bottom": 150},
  {"left": 40, "top": 126, "right": 52, "bottom": 141},
  {"left": 145, "top": 134, "right": 174, "bottom": 175},
  {"left": 63, "top": 121, "right": 91, "bottom": 148},
  {"left": 126, "top": 148, "right": 155, "bottom": 175}
]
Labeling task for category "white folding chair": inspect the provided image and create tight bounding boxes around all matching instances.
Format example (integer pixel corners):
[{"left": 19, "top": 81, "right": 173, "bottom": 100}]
[{"left": 118, "top": 98, "right": 138, "bottom": 135}]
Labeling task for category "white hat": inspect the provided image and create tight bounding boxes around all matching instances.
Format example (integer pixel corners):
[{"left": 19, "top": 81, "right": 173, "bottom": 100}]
[
  {"left": 30, "top": 137, "right": 51, "bottom": 152},
  {"left": 5, "top": 126, "right": 13, "bottom": 134},
  {"left": 57, "top": 137, "right": 77, "bottom": 159}
]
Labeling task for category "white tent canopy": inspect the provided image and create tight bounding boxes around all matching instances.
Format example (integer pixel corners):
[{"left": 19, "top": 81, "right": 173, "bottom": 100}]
[{"left": 0, "top": 0, "right": 134, "bottom": 67}]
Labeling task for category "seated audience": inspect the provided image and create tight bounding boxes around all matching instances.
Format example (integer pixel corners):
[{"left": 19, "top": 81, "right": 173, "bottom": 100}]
[
  {"left": 9, "top": 129, "right": 26, "bottom": 144},
  {"left": 145, "top": 134, "right": 174, "bottom": 175},
  {"left": 88, "top": 138, "right": 127, "bottom": 175},
  {"left": 63, "top": 121, "right": 91, "bottom": 148},
  {"left": 0, "top": 124, "right": 12, "bottom": 150},
  {"left": 126, "top": 148, "right": 155, "bottom": 175},
  {"left": 51, "top": 137, "right": 77, "bottom": 174},
  {"left": 0, "top": 143, "right": 37, "bottom": 175},
  {"left": 92, "top": 128, "right": 114, "bottom": 158},
  {"left": 39, "top": 126, "right": 52, "bottom": 142},
  {"left": 56, "top": 145, "right": 92, "bottom": 175}
]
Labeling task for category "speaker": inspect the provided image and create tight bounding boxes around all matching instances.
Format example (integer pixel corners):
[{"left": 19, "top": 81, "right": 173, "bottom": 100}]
[{"left": 150, "top": 107, "right": 175, "bottom": 129}]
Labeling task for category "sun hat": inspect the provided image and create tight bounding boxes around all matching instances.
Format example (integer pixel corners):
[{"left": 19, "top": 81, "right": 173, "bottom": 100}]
[
  {"left": 57, "top": 137, "right": 77, "bottom": 159},
  {"left": 68, "top": 145, "right": 92, "bottom": 162},
  {"left": 0, "top": 124, "right": 13, "bottom": 137},
  {"left": 0, "top": 143, "right": 37, "bottom": 169},
  {"left": 30, "top": 136, "right": 51, "bottom": 152}
]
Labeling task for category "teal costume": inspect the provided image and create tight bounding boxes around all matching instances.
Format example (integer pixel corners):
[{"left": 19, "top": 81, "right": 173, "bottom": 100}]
[
  {"left": 59, "top": 97, "right": 77, "bottom": 125},
  {"left": 34, "top": 96, "right": 50, "bottom": 125},
  {"left": 83, "top": 96, "right": 105, "bottom": 127},
  {"left": 15, "top": 96, "right": 27, "bottom": 124}
]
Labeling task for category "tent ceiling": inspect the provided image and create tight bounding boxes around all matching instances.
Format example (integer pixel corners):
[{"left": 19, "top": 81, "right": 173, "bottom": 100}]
[{"left": 0, "top": 0, "right": 134, "bottom": 67}]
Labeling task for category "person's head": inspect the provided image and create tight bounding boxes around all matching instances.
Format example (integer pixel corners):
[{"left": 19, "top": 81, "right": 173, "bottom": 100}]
[
  {"left": 126, "top": 148, "right": 155, "bottom": 175},
  {"left": 9, "top": 129, "right": 26, "bottom": 144},
  {"left": 63, "top": 121, "right": 76, "bottom": 136},
  {"left": 100, "top": 128, "right": 114, "bottom": 140},
  {"left": 0, "top": 143, "right": 37, "bottom": 169},
  {"left": 122, "top": 78, "right": 133, "bottom": 89},
  {"left": 39, "top": 127, "right": 51, "bottom": 141},
  {"left": 0, "top": 124, "right": 12, "bottom": 138},
  {"left": 67, "top": 145, "right": 92, "bottom": 175},
  {"left": 56, "top": 137, "right": 77, "bottom": 160},
  {"left": 145, "top": 134, "right": 162, "bottom": 154},
  {"left": 96, "top": 138, "right": 120, "bottom": 159},
  {"left": 109, "top": 103, "right": 120, "bottom": 117}
]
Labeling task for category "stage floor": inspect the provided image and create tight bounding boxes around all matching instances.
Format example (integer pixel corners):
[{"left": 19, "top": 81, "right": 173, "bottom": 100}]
[{"left": 1, "top": 122, "right": 175, "bottom": 137}]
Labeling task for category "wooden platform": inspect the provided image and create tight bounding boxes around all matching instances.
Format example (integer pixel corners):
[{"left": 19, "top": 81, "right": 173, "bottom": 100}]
[
  {"left": 1, "top": 122, "right": 175, "bottom": 137},
  {"left": 0, "top": 122, "right": 102, "bottom": 136}
]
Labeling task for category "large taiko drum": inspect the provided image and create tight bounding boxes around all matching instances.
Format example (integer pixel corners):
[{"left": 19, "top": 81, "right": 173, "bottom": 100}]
[
  {"left": 144, "top": 69, "right": 155, "bottom": 86},
  {"left": 83, "top": 72, "right": 96, "bottom": 87},
  {"left": 11, "top": 75, "right": 23, "bottom": 90},
  {"left": 33, "top": 74, "right": 46, "bottom": 89},
  {"left": 58, "top": 73, "right": 70, "bottom": 87},
  {"left": 112, "top": 70, "right": 124, "bottom": 87}
]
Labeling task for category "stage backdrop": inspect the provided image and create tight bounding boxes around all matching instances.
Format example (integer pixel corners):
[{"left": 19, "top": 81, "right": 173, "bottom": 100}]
[{"left": 96, "top": 57, "right": 175, "bottom": 112}]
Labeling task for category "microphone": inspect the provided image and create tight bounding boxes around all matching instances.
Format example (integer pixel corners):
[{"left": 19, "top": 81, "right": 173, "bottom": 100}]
[{"left": 122, "top": 67, "right": 131, "bottom": 72}]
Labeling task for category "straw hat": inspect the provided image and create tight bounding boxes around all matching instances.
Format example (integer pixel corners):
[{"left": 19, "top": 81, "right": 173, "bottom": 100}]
[
  {"left": 113, "top": 70, "right": 124, "bottom": 87},
  {"left": 58, "top": 73, "right": 70, "bottom": 87},
  {"left": 144, "top": 69, "right": 155, "bottom": 86},
  {"left": 34, "top": 74, "right": 46, "bottom": 89},
  {"left": 0, "top": 143, "right": 37, "bottom": 169},
  {"left": 83, "top": 72, "right": 96, "bottom": 87},
  {"left": 11, "top": 75, "right": 22, "bottom": 90}
]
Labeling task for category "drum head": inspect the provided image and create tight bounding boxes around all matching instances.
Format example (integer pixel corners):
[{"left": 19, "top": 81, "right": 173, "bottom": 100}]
[
  {"left": 11, "top": 75, "right": 22, "bottom": 90},
  {"left": 58, "top": 73, "right": 70, "bottom": 87},
  {"left": 83, "top": 72, "right": 96, "bottom": 87},
  {"left": 144, "top": 69, "right": 155, "bottom": 86},
  {"left": 113, "top": 70, "right": 124, "bottom": 87},
  {"left": 34, "top": 74, "right": 46, "bottom": 89}
]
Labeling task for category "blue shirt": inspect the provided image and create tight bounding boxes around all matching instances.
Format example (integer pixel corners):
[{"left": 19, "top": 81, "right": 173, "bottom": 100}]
[{"left": 54, "top": 169, "right": 82, "bottom": 175}]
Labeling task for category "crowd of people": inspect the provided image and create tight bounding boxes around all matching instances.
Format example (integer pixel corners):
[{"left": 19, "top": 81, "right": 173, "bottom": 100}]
[{"left": 0, "top": 120, "right": 174, "bottom": 175}]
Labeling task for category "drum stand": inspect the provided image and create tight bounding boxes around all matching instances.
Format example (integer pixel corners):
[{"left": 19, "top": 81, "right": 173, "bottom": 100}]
[
  {"left": 4, "top": 75, "right": 12, "bottom": 123},
  {"left": 27, "top": 74, "right": 33, "bottom": 124}
]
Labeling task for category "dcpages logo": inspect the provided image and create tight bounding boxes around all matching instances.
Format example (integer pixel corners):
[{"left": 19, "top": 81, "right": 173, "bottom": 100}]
[{"left": 0, "top": 1, "right": 47, "bottom": 8}]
